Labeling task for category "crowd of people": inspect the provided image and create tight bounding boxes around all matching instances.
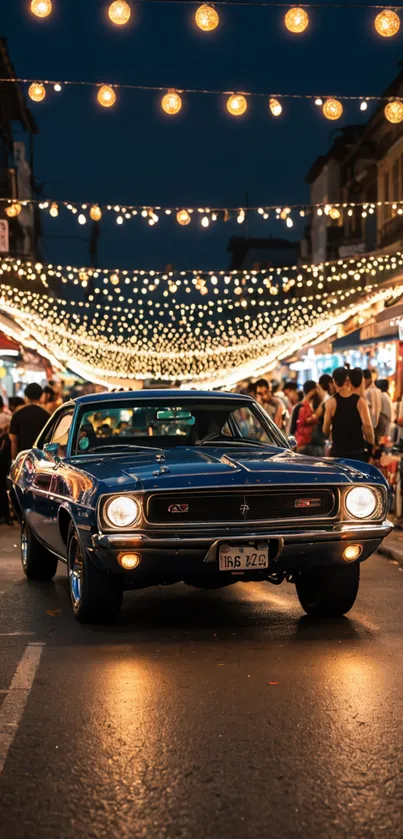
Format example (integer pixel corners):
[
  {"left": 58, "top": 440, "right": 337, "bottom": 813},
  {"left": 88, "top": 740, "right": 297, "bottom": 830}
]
[{"left": 245, "top": 367, "right": 395, "bottom": 462}]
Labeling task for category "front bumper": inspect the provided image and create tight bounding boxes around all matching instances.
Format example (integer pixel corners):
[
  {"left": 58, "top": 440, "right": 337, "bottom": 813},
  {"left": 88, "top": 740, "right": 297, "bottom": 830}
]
[{"left": 89, "top": 520, "right": 393, "bottom": 579}]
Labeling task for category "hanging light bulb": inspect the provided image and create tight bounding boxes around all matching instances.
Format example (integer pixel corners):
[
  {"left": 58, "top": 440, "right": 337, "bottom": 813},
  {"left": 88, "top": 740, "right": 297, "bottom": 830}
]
[
  {"left": 360, "top": 101, "right": 368, "bottom": 111},
  {"left": 269, "top": 97, "right": 282, "bottom": 117},
  {"left": 176, "top": 209, "right": 191, "bottom": 226},
  {"left": 54, "top": 83, "right": 62, "bottom": 92},
  {"left": 5, "top": 202, "right": 22, "bottom": 218},
  {"left": 227, "top": 94, "right": 248, "bottom": 116},
  {"left": 110, "top": 273, "right": 120, "bottom": 285},
  {"left": 90, "top": 205, "right": 102, "bottom": 221},
  {"left": 286, "top": 217, "right": 293, "bottom": 228},
  {"left": 374, "top": 10, "right": 400, "bottom": 38},
  {"left": 97, "top": 85, "right": 117, "bottom": 108},
  {"left": 161, "top": 90, "right": 182, "bottom": 115},
  {"left": 201, "top": 215, "right": 210, "bottom": 227},
  {"left": 237, "top": 210, "right": 245, "bottom": 224},
  {"left": 30, "top": 0, "right": 52, "bottom": 18},
  {"left": 195, "top": 4, "right": 219, "bottom": 31},
  {"left": 49, "top": 202, "right": 59, "bottom": 218},
  {"left": 315, "top": 98, "right": 323, "bottom": 106},
  {"left": 28, "top": 83, "right": 46, "bottom": 102},
  {"left": 329, "top": 207, "right": 341, "bottom": 220},
  {"left": 78, "top": 214, "right": 87, "bottom": 225},
  {"left": 323, "top": 98, "right": 343, "bottom": 120},
  {"left": 108, "top": 1, "right": 131, "bottom": 25},
  {"left": 385, "top": 100, "right": 403, "bottom": 123},
  {"left": 284, "top": 8, "right": 309, "bottom": 34}
]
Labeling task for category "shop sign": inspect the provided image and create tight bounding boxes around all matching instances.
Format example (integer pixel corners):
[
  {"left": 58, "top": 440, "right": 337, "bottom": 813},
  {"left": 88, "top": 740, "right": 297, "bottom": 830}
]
[{"left": 0, "top": 220, "right": 9, "bottom": 253}]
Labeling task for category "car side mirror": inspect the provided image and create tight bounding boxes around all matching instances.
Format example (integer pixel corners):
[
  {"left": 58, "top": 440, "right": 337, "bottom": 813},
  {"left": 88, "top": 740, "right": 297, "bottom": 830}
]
[
  {"left": 43, "top": 442, "right": 61, "bottom": 462},
  {"left": 287, "top": 435, "right": 297, "bottom": 450}
]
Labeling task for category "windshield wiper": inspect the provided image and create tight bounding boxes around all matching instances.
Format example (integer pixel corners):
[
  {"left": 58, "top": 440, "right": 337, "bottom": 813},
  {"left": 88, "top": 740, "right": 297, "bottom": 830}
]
[{"left": 88, "top": 444, "right": 164, "bottom": 454}]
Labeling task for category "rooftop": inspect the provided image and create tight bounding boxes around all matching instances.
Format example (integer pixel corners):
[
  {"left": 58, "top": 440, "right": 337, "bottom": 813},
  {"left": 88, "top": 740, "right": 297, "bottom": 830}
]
[{"left": 74, "top": 390, "right": 253, "bottom": 405}]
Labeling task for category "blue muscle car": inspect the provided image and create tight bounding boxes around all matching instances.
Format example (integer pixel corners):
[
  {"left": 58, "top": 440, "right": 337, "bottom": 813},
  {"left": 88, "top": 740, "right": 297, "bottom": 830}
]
[{"left": 8, "top": 390, "right": 392, "bottom": 623}]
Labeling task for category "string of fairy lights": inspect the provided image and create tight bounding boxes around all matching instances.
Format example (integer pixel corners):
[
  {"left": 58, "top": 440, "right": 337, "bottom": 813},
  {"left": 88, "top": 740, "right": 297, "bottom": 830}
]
[
  {"left": 4, "top": 76, "right": 403, "bottom": 124},
  {"left": 1, "top": 270, "right": 402, "bottom": 384},
  {"left": 4, "top": 252, "right": 403, "bottom": 298},
  {"left": 28, "top": 2, "right": 403, "bottom": 42},
  {"left": 3, "top": 196, "right": 403, "bottom": 230}
]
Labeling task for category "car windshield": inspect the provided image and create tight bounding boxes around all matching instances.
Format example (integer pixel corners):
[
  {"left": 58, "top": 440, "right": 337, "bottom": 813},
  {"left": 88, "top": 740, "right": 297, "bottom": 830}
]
[{"left": 73, "top": 398, "right": 285, "bottom": 453}]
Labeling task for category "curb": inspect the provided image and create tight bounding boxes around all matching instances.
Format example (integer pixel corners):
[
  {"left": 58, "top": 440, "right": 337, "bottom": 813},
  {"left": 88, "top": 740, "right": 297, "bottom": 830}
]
[{"left": 378, "top": 545, "right": 403, "bottom": 566}]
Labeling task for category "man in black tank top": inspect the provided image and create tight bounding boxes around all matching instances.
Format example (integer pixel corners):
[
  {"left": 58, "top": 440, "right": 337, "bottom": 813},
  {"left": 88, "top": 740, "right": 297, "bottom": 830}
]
[{"left": 323, "top": 367, "right": 375, "bottom": 463}]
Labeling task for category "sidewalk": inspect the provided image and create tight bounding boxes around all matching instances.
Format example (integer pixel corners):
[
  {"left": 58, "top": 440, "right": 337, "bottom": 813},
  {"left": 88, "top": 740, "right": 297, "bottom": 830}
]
[{"left": 379, "top": 524, "right": 403, "bottom": 565}]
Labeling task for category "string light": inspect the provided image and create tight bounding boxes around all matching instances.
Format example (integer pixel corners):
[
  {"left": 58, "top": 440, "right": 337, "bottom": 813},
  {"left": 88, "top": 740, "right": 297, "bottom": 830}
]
[
  {"left": 323, "top": 98, "right": 343, "bottom": 120},
  {"left": 54, "top": 83, "right": 62, "bottom": 92},
  {"left": 108, "top": 1, "right": 132, "bottom": 26},
  {"left": 176, "top": 209, "right": 191, "bottom": 225},
  {"left": 30, "top": 0, "right": 52, "bottom": 18},
  {"left": 161, "top": 90, "right": 182, "bottom": 115},
  {"left": 329, "top": 207, "right": 341, "bottom": 220},
  {"left": 78, "top": 214, "right": 87, "bottom": 225},
  {"left": 28, "top": 82, "right": 46, "bottom": 102},
  {"left": 195, "top": 4, "right": 219, "bottom": 31},
  {"left": 284, "top": 7, "right": 309, "bottom": 34},
  {"left": 4, "top": 203, "right": 22, "bottom": 218},
  {"left": 374, "top": 9, "right": 400, "bottom": 37},
  {"left": 385, "top": 100, "right": 403, "bottom": 123},
  {"left": 90, "top": 205, "right": 103, "bottom": 221},
  {"left": 97, "top": 84, "right": 117, "bottom": 107},
  {"left": 49, "top": 202, "right": 59, "bottom": 218},
  {"left": 269, "top": 97, "right": 282, "bottom": 116},
  {"left": 227, "top": 94, "right": 247, "bottom": 116},
  {"left": 1, "top": 255, "right": 401, "bottom": 386},
  {"left": 360, "top": 100, "right": 368, "bottom": 111},
  {"left": 201, "top": 215, "right": 210, "bottom": 227}
]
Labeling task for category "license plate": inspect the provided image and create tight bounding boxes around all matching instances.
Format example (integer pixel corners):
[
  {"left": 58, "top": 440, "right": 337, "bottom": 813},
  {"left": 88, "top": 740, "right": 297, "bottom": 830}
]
[{"left": 219, "top": 543, "right": 269, "bottom": 571}]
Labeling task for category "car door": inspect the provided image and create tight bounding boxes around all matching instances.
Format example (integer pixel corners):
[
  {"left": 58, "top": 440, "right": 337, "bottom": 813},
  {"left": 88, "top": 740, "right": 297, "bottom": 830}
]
[
  {"left": 31, "top": 408, "right": 74, "bottom": 551},
  {"left": 44, "top": 409, "right": 75, "bottom": 554}
]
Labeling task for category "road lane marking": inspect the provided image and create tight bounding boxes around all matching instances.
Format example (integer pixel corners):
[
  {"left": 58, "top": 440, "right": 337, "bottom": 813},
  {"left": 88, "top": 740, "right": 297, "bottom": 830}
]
[{"left": 0, "top": 643, "right": 44, "bottom": 774}]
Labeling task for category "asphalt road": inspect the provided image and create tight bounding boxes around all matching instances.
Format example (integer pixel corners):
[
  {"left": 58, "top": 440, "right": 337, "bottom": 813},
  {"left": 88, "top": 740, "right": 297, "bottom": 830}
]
[{"left": 0, "top": 524, "right": 402, "bottom": 839}]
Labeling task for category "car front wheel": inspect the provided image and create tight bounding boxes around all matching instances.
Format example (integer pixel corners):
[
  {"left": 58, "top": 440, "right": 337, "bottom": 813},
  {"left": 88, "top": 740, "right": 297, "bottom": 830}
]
[
  {"left": 67, "top": 524, "right": 123, "bottom": 623},
  {"left": 295, "top": 562, "right": 360, "bottom": 618},
  {"left": 21, "top": 519, "right": 59, "bottom": 581}
]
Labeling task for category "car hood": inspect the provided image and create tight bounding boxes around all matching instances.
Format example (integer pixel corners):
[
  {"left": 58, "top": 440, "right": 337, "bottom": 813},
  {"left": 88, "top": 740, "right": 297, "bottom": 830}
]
[{"left": 70, "top": 445, "right": 386, "bottom": 493}]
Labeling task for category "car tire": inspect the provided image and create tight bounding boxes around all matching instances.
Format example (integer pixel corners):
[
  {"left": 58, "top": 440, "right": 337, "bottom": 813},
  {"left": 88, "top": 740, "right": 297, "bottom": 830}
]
[
  {"left": 67, "top": 524, "right": 123, "bottom": 624},
  {"left": 295, "top": 562, "right": 360, "bottom": 618},
  {"left": 21, "top": 519, "right": 59, "bottom": 581}
]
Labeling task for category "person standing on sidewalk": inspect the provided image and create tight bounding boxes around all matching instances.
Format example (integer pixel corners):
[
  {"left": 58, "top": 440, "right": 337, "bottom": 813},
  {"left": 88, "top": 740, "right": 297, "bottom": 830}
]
[
  {"left": 255, "top": 379, "right": 283, "bottom": 429},
  {"left": 9, "top": 383, "right": 50, "bottom": 460},
  {"left": 323, "top": 367, "right": 374, "bottom": 462},
  {"left": 363, "top": 368, "right": 382, "bottom": 441}
]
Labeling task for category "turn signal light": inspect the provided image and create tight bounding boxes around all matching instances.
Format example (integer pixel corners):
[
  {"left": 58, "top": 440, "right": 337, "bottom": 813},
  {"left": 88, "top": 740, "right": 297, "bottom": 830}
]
[
  {"left": 118, "top": 552, "right": 141, "bottom": 570},
  {"left": 343, "top": 545, "right": 362, "bottom": 562}
]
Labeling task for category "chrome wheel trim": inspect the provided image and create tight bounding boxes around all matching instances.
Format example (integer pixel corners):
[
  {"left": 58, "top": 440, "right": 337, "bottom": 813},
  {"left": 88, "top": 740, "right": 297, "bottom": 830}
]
[
  {"left": 21, "top": 526, "right": 28, "bottom": 570},
  {"left": 69, "top": 538, "right": 83, "bottom": 609}
]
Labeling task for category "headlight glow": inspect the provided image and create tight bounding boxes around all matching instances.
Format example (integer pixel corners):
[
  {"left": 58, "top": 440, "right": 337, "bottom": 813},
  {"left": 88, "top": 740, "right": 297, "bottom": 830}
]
[
  {"left": 104, "top": 496, "right": 140, "bottom": 528},
  {"left": 345, "top": 486, "right": 377, "bottom": 519}
]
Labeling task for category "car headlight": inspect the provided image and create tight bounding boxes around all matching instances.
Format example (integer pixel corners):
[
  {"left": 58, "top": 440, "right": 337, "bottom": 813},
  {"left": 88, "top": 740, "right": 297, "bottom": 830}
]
[
  {"left": 345, "top": 486, "right": 377, "bottom": 519},
  {"left": 104, "top": 496, "right": 140, "bottom": 528}
]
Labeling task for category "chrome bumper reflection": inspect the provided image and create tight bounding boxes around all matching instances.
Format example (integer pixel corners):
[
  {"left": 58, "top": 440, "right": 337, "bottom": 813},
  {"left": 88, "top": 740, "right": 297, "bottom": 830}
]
[{"left": 92, "top": 520, "right": 393, "bottom": 551}]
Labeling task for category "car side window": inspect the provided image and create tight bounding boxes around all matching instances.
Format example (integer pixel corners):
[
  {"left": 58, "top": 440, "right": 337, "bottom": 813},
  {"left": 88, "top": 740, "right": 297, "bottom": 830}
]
[{"left": 50, "top": 410, "right": 74, "bottom": 458}]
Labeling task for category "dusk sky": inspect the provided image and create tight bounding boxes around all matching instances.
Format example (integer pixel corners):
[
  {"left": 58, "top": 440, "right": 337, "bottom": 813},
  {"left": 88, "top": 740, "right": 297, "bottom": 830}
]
[{"left": 4, "top": 0, "right": 403, "bottom": 269}]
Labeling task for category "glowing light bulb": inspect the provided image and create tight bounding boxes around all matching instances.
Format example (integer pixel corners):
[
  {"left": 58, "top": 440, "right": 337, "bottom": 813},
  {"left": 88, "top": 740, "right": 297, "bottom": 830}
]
[
  {"left": 374, "top": 10, "right": 400, "bottom": 37},
  {"left": 97, "top": 85, "right": 116, "bottom": 108},
  {"left": 285, "top": 7, "right": 309, "bottom": 34},
  {"left": 286, "top": 217, "right": 293, "bottom": 228},
  {"left": 54, "top": 83, "right": 62, "bottom": 92},
  {"left": 110, "top": 273, "right": 119, "bottom": 285},
  {"left": 360, "top": 101, "right": 368, "bottom": 111},
  {"left": 31, "top": 0, "right": 52, "bottom": 18},
  {"left": 108, "top": 1, "right": 131, "bottom": 26},
  {"left": 237, "top": 210, "right": 245, "bottom": 224},
  {"left": 161, "top": 90, "right": 182, "bottom": 115},
  {"left": 90, "top": 205, "right": 102, "bottom": 221},
  {"left": 49, "top": 203, "right": 59, "bottom": 217},
  {"left": 227, "top": 94, "right": 248, "bottom": 116},
  {"left": 329, "top": 207, "right": 341, "bottom": 220},
  {"left": 195, "top": 4, "right": 219, "bottom": 31},
  {"left": 5, "top": 202, "right": 22, "bottom": 218},
  {"left": 269, "top": 97, "right": 282, "bottom": 117},
  {"left": 323, "top": 98, "right": 343, "bottom": 120},
  {"left": 28, "top": 83, "right": 46, "bottom": 102},
  {"left": 315, "top": 98, "right": 323, "bottom": 106},
  {"left": 176, "top": 209, "right": 191, "bottom": 226},
  {"left": 385, "top": 100, "right": 403, "bottom": 123},
  {"left": 201, "top": 216, "right": 210, "bottom": 227},
  {"left": 78, "top": 214, "right": 87, "bottom": 225}
]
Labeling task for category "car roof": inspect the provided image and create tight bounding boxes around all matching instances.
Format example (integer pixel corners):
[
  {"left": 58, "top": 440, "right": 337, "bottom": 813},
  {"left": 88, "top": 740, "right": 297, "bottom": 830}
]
[{"left": 74, "top": 389, "right": 254, "bottom": 405}]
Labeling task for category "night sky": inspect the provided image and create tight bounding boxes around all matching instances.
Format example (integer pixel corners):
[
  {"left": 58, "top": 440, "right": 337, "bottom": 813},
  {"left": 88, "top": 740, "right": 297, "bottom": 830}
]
[{"left": 3, "top": 0, "right": 403, "bottom": 270}]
